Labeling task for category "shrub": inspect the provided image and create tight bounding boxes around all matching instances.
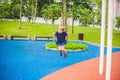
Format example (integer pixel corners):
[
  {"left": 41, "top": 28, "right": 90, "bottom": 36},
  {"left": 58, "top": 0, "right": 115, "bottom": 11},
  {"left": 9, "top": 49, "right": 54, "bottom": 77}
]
[{"left": 45, "top": 42, "right": 88, "bottom": 51}]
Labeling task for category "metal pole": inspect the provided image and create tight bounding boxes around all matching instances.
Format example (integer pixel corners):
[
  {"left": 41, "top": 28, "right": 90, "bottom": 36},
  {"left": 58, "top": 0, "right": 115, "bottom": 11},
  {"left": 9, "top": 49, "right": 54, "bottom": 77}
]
[
  {"left": 106, "top": 0, "right": 114, "bottom": 80},
  {"left": 99, "top": 0, "right": 106, "bottom": 75}
]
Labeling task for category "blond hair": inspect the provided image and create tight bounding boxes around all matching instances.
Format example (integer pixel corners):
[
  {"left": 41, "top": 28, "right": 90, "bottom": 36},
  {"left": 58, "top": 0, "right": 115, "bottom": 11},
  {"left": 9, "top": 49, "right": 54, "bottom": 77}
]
[{"left": 59, "top": 26, "right": 65, "bottom": 31}]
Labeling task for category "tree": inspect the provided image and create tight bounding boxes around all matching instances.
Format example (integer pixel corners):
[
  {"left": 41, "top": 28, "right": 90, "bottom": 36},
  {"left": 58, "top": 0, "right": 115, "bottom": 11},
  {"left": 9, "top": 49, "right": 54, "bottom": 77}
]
[
  {"left": 94, "top": 0, "right": 109, "bottom": 28},
  {"left": 67, "top": 0, "right": 94, "bottom": 33},
  {"left": 62, "top": 0, "right": 67, "bottom": 31},
  {"left": 116, "top": 17, "right": 120, "bottom": 29},
  {"left": 74, "top": 0, "right": 93, "bottom": 9},
  {"left": 41, "top": 4, "right": 49, "bottom": 23},
  {"left": 25, "top": 4, "right": 32, "bottom": 17},
  {"left": 10, "top": 4, "right": 20, "bottom": 19},
  {"left": 67, "top": 4, "right": 79, "bottom": 34},
  {"left": 37, "top": 0, "right": 54, "bottom": 16},
  {"left": 41, "top": 4, "right": 61, "bottom": 32},
  {"left": 0, "top": 2, "right": 10, "bottom": 19},
  {"left": 24, "top": 5, "right": 32, "bottom": 22},
  {"left": 19, "top": 0, "right": 22, "bottom": 29},
  {"left": 74, "top": 0, "right": 102, "bottom": 27},
  {"left": 90, "top": 9, "right": 101, "bottom": 27},
  {"left": 95, "top": 10, "right": 101, "bottom": 26},
  {"left": 79, "top": 8, "right": 91, "bottom": 26},
  {"left": 56, "top": 0, "right": 92, "bottom": 32},
  {"left": 31, "top": 0, "right": 34, "bottom": 23},
  {"left": 93, "top": 0, "right": 102, "bottom": 9}
]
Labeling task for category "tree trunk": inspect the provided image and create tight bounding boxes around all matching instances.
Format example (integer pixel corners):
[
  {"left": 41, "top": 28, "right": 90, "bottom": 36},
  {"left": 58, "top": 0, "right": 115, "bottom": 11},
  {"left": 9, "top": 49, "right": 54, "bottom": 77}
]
[
  {"left": 62, "top": 0, "right": 67, "bottom": 31},
  {"left": 72, "top": 17, "right": 74, "bottom": 34},
  {"left": 19, "top": 0, "right": 22, "bottom": 29},
  {"left": 93, "top": 19, "right": 95, "bottom": 27},
  {"left": 35, "top": 0, "right": 37, "bottom": 22},
  {"left": 52, "top": 19, "right": 54, "bottom": 33},
  {"left": 32, "top": 0, "right": 34, "bottom": 23}
]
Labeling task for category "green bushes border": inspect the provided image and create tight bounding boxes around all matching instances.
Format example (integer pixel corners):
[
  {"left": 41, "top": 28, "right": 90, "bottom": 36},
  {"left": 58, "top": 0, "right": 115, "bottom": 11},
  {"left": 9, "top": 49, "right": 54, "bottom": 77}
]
[{"left": 45, "top": 42, "right": 88, "bottom": 51}]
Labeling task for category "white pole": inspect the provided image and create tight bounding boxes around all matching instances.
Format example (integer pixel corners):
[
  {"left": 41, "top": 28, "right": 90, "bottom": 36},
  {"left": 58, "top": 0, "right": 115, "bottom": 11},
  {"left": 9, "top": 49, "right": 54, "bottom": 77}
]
[
  {"left": 106, "top": 0, "right": 114, "bottom": 80},
  {"left": 99, "top": 0, "right": 106, "bottom": 75}
]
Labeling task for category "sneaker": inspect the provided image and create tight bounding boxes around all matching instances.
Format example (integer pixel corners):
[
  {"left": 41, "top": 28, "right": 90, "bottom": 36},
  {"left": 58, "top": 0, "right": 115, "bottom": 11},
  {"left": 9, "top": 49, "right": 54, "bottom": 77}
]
[{"left": 60, "top": 53, "right": 62, "bottom": 56}]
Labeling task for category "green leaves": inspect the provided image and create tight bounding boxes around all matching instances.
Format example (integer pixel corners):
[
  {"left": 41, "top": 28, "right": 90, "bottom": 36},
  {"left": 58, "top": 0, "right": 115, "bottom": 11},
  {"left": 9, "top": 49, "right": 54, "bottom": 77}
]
[
  {"left": 116, "top": 17, "right": 120, "bottom": 28},
  {"left": 66, "top": 42, "right": 88, "bottom": 50},
  {"left": 41, "top": 4, "right": 61, "bottom": 20},
  {"left": 45, "top": 42, "right": 58, "bottom": 50},
  {"left": 45, "top": 42, "right": 88, "bottom": 51},
  {"left": 0, "top": 2, "right": 11, "bottom": 19}
]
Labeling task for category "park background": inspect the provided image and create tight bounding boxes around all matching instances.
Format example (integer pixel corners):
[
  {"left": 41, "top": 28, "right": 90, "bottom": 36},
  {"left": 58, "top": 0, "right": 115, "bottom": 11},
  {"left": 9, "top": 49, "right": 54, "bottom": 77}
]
[{"left": 0, "top": 0, "right": 120, "bottom": 47}]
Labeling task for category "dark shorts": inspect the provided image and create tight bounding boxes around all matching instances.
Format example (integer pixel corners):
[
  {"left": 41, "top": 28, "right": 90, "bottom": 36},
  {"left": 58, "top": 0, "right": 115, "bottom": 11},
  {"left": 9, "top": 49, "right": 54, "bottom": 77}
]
[{"left": 56, "top": 41, "right": 67, "bottom": 46}]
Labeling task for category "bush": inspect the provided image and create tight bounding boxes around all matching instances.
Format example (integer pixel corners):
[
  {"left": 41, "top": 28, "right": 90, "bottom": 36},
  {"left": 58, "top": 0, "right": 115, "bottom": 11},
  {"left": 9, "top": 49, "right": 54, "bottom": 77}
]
[
  {"left": 45, "top": 42, "right": 88, "bottom": 51},
  {"left": 116, "top": 17, "right": 120, "bottom": 29}
]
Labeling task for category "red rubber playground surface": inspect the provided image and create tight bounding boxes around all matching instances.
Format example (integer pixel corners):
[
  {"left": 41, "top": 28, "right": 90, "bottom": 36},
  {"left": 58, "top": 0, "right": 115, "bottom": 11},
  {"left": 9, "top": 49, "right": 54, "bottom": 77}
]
[{"left": 41, "top": 51, "right": 120, "bottom": 80}]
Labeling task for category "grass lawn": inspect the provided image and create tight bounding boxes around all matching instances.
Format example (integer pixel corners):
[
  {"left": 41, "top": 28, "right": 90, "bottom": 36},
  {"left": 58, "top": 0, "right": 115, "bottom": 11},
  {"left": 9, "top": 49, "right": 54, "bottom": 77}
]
[{"left": 0, "top": 21, "right": 120, "bottom": 47}]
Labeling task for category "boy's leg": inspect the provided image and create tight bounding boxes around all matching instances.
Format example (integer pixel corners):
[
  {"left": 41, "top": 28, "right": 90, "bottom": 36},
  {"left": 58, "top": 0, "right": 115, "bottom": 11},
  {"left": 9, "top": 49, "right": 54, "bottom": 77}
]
[
  {"left": 58, "top": 46, "right": 62, "bottom": 56},
  {"left": 62, "top": 46, "right": 66, "bottom": 57}
]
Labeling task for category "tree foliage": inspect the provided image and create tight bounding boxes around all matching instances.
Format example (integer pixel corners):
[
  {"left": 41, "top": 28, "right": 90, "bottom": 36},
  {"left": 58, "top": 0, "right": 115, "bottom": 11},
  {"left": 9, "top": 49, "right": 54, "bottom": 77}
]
[
  {"left": 116, "top": 16, "right": 120, "bottom": 29},
  {"left": 0, "top": 0, "right": 102, "bottom": 27},
  {"left": 46, "top": 42, "right": 88, "bottom": 50},
  {"left": 41, "top": 4, "right": 61, "bottom": 22},
  {"left": 0, "top": 2, "right": 11, "bottom": 19},
  {"left": 41, "top": 3, "right": 61, "bottom": 32}
]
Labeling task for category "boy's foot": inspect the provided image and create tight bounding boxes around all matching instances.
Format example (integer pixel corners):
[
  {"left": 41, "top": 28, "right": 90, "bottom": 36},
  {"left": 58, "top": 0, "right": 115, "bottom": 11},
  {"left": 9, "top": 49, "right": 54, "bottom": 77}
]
[
  {"left": 60, "top": 53, "right": 62, "bottom": 56},
  {"left": 64, "top": 53, "right": 66, "bottom": 58}
]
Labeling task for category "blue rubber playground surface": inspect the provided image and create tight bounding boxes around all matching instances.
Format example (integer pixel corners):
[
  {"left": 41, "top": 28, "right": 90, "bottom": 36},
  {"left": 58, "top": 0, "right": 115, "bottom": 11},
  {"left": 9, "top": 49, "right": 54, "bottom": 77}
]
[{"left": 0, "top": 40, "right": 120, "bottom": 80}]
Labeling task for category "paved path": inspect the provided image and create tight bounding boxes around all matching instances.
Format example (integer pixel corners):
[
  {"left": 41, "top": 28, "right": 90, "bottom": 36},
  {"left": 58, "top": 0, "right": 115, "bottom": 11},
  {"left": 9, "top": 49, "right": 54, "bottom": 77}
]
[{"left": 41, "top": 51, "right": 120, "bottom": 80}]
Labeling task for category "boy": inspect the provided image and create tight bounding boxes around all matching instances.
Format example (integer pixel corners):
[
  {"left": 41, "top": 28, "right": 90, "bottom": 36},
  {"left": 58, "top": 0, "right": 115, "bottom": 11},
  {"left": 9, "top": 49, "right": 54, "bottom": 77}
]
[{"left": 54, "top": 26, "right": 68, "bottom": 58}]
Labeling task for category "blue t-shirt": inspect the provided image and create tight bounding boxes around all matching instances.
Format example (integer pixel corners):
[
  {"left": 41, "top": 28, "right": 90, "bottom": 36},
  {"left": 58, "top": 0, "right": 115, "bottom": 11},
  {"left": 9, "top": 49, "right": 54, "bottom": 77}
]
[{"left": 55, "top": 31, "right": 67, "bottom": 45}]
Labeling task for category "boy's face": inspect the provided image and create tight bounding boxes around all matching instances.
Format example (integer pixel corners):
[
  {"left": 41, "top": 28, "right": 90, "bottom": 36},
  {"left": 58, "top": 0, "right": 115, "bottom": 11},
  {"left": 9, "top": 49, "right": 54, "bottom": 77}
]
[
  {"left": 58, "top": 26, "right": 65, "bottom": 34},
  {"left": 59, "top": 29, "right": 64, "bottom": 34}
]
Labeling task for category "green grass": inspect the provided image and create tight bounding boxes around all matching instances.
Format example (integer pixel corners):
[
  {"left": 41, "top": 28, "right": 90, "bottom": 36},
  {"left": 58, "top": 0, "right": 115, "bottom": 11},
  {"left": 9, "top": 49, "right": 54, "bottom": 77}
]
[
  {"left": 0, "top": 21, "right": 57, "bottom": 37},
  {"left": 46, "top": 42, "right": 88, "bottom": 50},
  {"left": 0, "top": 21, "right": 120, "bottom": 47}
]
